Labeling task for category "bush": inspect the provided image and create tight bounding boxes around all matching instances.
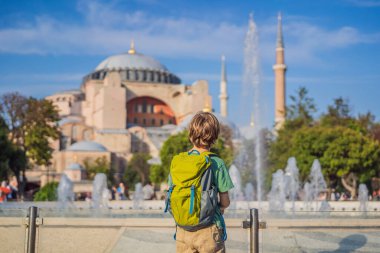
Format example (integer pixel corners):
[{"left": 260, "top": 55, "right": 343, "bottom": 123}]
[{"left": 33, "top": 182, "right": 58, "bottom": 201}]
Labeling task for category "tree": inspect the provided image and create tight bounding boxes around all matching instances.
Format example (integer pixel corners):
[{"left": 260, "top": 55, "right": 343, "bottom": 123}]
[
  {"left": 320, "top": 127, "right": 380, "bottom": 198},
  {"left": 33, "top": 182, "right": 58, "bottom": 201},
  {"left": 24, "top": 98, "right": 60, "bottom": 166},
  {"left": 0, "top": 93, "right": 60, "bottom": 197},
  {"left": 285, "top": 87, "right": 317, "bottom": 129},
  {"left": 0, "top": 92, "right": 28, "bottom": 146},
  {"left": 269, "top": 125, "right": 380, "bottom": 197},
  {"left": 125, "top": 153, "right": 151, "bottom": 185},
  {"left": 0, "top": 117, "right": 12, "bottom": 180},
  {"left": 83, "top": 156, "right": 110, "bottom": 181},
  {"left": 320, "top": 97, "right": 354, "bottom": 128}
]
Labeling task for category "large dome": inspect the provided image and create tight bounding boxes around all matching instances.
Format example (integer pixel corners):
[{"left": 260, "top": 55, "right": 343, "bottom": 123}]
[
  {"left": 84, "top": 43, "right": 181, "bottom": 85},
  {"left": 95, "top": 53, "right": 168, "bottom": 72}
]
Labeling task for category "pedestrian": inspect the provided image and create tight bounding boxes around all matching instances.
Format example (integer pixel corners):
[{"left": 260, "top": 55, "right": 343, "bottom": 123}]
[
  {"left": 117, "top": 182, "right": 126, "bottom": 200},
  {"left": 0, "top": 181, "right": 11, "bottom": 203},
  {"left": 165, "top": 112, "right": 234, "bottom": 253}
]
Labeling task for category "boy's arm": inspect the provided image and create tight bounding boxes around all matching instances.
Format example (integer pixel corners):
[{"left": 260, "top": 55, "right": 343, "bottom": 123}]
[{"left": 219, "top": 191, "right": 230, "bottom": 214}]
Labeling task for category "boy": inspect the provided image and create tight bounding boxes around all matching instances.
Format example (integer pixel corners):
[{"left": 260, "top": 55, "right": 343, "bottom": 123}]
[{"left": 168, "top": 112, "right": 234, "bottom": 253}]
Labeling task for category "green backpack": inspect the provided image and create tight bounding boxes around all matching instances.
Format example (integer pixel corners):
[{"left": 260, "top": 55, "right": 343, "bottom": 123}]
[{"left": 165, "top": 150, "right": 218, "bottom": 231}]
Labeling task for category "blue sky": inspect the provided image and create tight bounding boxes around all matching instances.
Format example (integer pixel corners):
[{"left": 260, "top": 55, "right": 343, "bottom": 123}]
[{"left": 0, "top": 0, "right": 379, "bottom": 128}]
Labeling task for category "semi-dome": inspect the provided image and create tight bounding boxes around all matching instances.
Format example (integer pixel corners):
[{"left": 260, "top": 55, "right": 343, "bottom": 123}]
[
  {"left": 66, "top": 163, "right": 84, "bottom": 170},
  {"left": 67, "top": 141, "right": 108, "bottom": 152},
  {"left": 84, "top": 41, "right": 181, "bottom": 85}
]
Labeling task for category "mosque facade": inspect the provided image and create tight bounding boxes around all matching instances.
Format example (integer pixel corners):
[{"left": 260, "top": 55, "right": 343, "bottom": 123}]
[{"left": 39, "top": 43, "right": 212, "bottom": 186}]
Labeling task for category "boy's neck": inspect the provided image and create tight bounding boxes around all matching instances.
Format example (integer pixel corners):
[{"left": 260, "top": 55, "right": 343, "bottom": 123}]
[{"left": 191, "top": 146, "right": 210, "bottom": 153}]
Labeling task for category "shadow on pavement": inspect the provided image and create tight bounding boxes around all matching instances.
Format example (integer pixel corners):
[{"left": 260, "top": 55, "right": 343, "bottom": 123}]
[{"left": 319, "top": 234, "right": 367, "bottom": 253}]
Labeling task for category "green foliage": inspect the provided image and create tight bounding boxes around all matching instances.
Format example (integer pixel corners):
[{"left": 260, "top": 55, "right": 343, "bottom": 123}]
[
  {"left": 0, "top": 116, "right": 27, "bottom": 183},
  {"left": 125, "top": 153, "right": 151, "bottom": 186},
  {"left": 149, "top": 164, "right": 166, "bottom": 184},
  {"left": 269, "top": 88, "right": 380, "bottom": 195},
  {"left": 0, "top": 117, "right": 11, "bottom": 180},
  {"left": 286, "top": 86, "right": 317, "bottom": 129},
  {"left": 124, "top": 165, "right": 141, "bottom": 190},
  {"left": 33, "top": 182, "right": 58, "bottom": 201},
  {"left": 83, "top": 156, "right": 113, "bottom": 185},
  {"left": 24, "top": 98, "right": 60, "bottom": 166},
  {"left": 211, "top": 138, "right": 234, "bottom": 168}
]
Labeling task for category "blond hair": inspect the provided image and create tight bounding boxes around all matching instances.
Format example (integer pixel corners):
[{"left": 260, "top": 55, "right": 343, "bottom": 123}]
[{"left": 188, "top": 112, "right": 220, "bottom": 149}]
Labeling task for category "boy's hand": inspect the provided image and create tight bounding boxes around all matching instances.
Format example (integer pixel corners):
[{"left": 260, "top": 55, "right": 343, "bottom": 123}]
[{"left": 218, "top": 191, "right": 230, "bottom": 214}]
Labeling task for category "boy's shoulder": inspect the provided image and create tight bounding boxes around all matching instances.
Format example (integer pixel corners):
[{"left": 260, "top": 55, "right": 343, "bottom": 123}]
[{"left": 209, "top": 154, "right": 226, "bottom": 168}]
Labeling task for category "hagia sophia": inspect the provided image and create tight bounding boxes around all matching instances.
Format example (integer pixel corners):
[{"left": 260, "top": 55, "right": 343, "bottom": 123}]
[{"left": 26, "top": 15, "right": 287, "bottom": 190}]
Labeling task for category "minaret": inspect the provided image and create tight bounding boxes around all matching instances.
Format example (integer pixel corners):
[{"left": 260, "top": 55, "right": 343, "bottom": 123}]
[
  {"left": 273, "top": 13, "right": 287, "bottom": 130},
  {"left": 219, "top": 55, "right": 228, "bottom": 117}
]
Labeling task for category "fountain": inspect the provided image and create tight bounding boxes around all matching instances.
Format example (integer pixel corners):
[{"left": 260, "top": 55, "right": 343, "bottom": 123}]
[
  {"left": 229, "top": 164, "right": 243, "bottom": 204},
  {"left": 57, "top": 174, "right": 74, "bottom": 209},
  {"left": 268, "top": 169, "right": 286, "bottom": 211},
  {"left": 243, "top": 13, "right": 264, "bottom": 203},
  {"left": 358, "top": 183, "right": 369, "bottom": 212},
  {"left": 244, "top": 182, "right": 254, "bottom": 201},
  {"left": 304, "top": 159, "right": 329, "bottom": 211},
  {"left": 284, "top": 157, "right": 300, "bottom": 212},
  {"left": 92, "top": 173, "right": 109, "bottom": 209},
  {"left": 133, "top": 183, "right": 144, "bottom": 209}
]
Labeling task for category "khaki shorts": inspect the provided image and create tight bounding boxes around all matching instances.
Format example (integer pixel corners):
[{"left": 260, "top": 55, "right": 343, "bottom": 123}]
[{"left": 176, "top": 224, "right": 225, "bottom": 253}]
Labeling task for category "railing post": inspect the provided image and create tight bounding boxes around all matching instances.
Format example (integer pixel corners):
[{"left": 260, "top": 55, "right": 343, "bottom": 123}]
[
  {"left": 26, "top": 206, "right": 38, "bottom": 253},
  {"left": 250, "top": 208, "right": 259, "bottom": 253}
]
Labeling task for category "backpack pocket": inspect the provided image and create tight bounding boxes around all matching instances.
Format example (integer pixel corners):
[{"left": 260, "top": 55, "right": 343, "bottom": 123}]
[
  {"left": 170, "top": 187, "right": 201, "bottom": 226},
  {"left": 199, "top": 186, "right": 218, "bottom": 224}
]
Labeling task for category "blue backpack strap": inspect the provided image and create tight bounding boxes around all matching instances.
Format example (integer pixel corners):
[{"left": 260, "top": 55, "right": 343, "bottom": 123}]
[
  {"left": 173, "top": 225, "right": 177, "bottom": 240},
  {"left": 164, "top": 185, "right": 174, "bottom": 213},
  {"left": 188, "top": 149, "right": 200, "bottom": 155},
  {"left": 220, "top": 214, "right": 227, "bottom": 241},
  {"left": 189, "top": 185, "right": 195, "bottom": 214}
]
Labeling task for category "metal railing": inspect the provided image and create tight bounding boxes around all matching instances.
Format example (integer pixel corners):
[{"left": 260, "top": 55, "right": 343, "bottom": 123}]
[
  {"left": 21, "top": 206, "right": 261, "bottom": 253},
  {"left": 9, "top": 206, "right": 380, "bottom": 253}
]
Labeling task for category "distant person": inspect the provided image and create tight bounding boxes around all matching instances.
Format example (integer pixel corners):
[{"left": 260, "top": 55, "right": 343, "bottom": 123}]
[
  {"left": 117, "top": 182, "right": 126, "bottom": 200},
  {"left": 0, "top": 181, "right": 11, "bottom": 203},
  {"left": 142, "top": 182, "right": 155, "bottom": 200},
  {"left": 165, "top": 112, "right": 234, "bottom": 253},
  {"left": 9, "top": 178, "right": 18, "bottom": 200},
  {"left": 111, "top": 186, "right": 117, "bottom": 200}
]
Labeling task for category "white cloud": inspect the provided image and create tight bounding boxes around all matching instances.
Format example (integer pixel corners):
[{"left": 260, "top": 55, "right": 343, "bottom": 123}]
[
  {"left": 178, "top": 72, "right": 241, "bottom": 83},
  {"left": 346, "top": 0, "right": 380, "bottom": 7},
  {"left": 0, "top": 0, "right": 379, "bottom": 67}
]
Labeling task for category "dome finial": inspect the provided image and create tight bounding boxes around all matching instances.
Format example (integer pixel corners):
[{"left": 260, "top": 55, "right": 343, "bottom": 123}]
[
  {"left": 203, "top": 99, "right": 212, "bottom": 113},
  {"left": 128, "top": 39, "right": 136, "bottom": 54}
]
